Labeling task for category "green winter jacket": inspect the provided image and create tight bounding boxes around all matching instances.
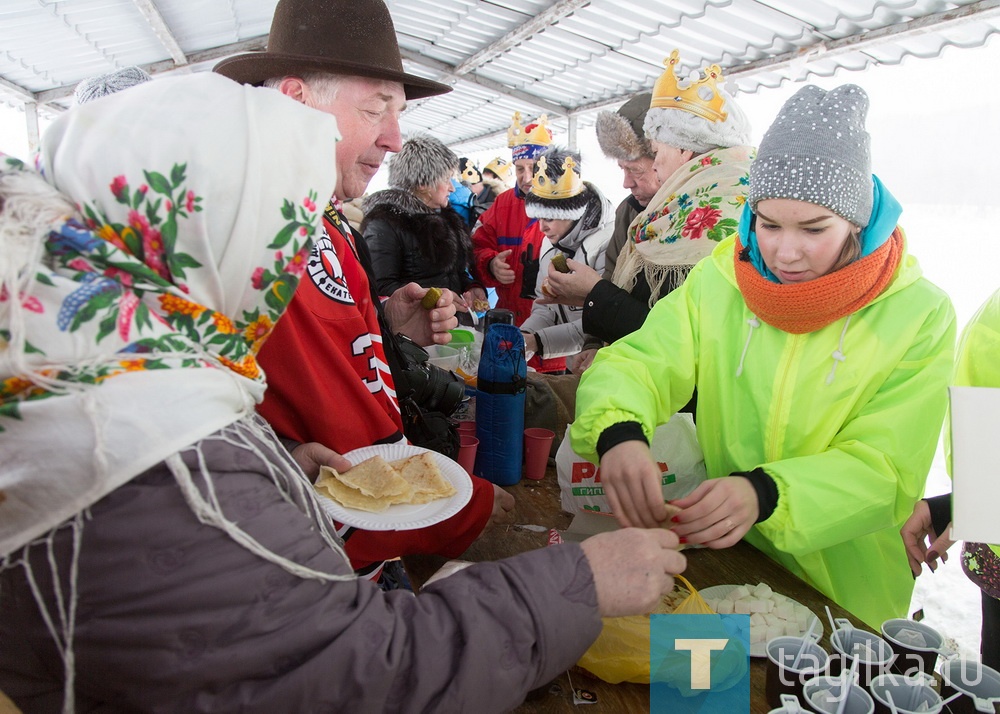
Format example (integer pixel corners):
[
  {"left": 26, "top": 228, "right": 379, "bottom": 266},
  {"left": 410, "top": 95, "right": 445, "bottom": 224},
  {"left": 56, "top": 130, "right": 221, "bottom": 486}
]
[
  {"left": 572, "top": 233, "right": 956, "bottom": 627},
  {"left": 948, "top": 288, "right": 1000, "bottom": 560}
]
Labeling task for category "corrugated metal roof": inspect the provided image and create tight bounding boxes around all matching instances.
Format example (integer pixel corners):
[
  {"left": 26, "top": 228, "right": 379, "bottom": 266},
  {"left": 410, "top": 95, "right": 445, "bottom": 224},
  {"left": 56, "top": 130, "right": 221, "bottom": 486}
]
[{"left": 2, "top": 0, "right": 998, "bottom": 152}]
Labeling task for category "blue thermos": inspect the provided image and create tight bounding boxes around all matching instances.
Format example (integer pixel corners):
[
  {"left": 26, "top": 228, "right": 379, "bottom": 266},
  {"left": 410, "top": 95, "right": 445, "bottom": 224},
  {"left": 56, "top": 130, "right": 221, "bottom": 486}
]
[{"left": 474, "top": 323, "right": 527, "bottom": 486}]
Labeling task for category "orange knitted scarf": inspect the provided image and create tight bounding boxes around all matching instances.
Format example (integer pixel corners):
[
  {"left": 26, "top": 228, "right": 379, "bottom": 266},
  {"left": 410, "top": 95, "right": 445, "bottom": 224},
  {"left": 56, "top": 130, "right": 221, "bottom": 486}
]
[{"left": 734, "top": 228, "right": 904, "bottom": 334}]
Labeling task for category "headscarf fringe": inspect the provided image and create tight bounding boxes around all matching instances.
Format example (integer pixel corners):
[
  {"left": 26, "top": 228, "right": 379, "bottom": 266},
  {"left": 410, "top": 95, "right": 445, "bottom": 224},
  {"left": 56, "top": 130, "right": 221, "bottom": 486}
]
[{"left": 613, "top": 248, "right": 692, "bottom": 309}]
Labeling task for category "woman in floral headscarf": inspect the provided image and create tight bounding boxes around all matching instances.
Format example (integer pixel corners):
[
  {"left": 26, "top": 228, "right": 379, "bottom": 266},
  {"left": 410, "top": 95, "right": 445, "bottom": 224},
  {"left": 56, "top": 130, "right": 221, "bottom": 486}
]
[{"left": 0, "top": 72, "right": 681, "bottom": 714}]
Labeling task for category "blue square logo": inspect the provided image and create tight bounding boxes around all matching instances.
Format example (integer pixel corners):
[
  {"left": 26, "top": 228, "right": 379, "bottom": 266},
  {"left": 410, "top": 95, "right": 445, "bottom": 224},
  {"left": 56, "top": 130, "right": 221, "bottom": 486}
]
[{"left": 650, "top": 614, "right": 751, "bottom": 714}]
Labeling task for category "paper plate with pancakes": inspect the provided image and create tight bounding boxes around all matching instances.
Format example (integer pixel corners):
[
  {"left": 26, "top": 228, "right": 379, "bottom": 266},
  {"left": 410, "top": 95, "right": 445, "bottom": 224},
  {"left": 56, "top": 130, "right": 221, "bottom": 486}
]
[{"left": 314, "top": 444, "right": 473, "bottom": 530}]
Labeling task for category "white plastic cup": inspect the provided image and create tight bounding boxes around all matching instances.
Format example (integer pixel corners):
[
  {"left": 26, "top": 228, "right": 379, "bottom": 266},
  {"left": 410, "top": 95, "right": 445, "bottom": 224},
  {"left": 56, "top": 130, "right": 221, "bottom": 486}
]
[
  {"left": 940, "top": 659, "right": 1000, "bottom": 714},
  {"left": 802, "top": 674, "right": 875, "bottom": 714},
  {"left": 880, "top": 618, "right": 954, "bottom": 677},
  {"left": 766, "top": 636, "right": 830, "bottom": 709},
  {"left": 868, "top": 673, "right": 942, "bottom": 714}
]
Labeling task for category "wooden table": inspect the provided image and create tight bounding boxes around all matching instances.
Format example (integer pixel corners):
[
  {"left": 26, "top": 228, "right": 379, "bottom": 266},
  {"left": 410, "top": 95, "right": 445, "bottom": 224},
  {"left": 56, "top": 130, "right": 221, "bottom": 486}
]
[{"left": 404, "top": 468, "right": 867, "bottom": 713}]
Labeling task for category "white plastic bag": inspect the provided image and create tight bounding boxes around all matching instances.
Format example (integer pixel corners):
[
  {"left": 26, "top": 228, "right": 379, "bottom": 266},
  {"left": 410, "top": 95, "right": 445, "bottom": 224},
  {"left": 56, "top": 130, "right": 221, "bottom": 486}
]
[{"left": 557, "top": 413, "right": 706, "bottom": 515}]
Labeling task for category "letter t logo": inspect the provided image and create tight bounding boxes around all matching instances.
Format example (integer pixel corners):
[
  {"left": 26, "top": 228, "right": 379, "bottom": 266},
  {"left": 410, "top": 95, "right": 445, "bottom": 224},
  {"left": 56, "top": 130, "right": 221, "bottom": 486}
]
[{"left": 675, "top": 638, "right": 729, "bottom": 690}]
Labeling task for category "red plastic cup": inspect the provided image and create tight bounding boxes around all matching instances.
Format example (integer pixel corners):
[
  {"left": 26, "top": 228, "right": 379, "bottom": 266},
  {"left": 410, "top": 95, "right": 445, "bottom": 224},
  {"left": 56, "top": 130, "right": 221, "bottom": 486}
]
[
  {"left": 457, "top": 434, "right": 479, "bottom": 475},
  {"left": 523, "top": 428, "right": 555, "bottom": 480},
  {"left": 455, "top": 420, "right": 477, "bottom": 434}
]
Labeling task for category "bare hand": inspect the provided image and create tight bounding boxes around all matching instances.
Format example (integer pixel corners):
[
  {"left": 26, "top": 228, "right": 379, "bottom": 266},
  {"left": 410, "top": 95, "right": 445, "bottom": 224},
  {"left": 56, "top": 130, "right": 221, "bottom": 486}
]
[
  {"left": 461, "top": 286, "right": 487, "bottom": 312},
  {"left": 667, "top": 477, "right": 758, "bottom": 548},
  {"left": 538, "top": 259, "right": 602, "bottom": 307},
  {"left": 568, "top": 348, "right": 597, "bottom": 375},
  {"left": 581, "top": 528, "right": 687, "bottom": 617},
  {"left": 599, "top": 440, "right": 668, "bottom": 528},
  {"left": 290, "top": 442, "right": 352, "bottom": 481},
  {"left": 490, "top": 249, "right": 515, "bottom": 284},
  {"left": 385, "top": 282, "right": 458, "bottom": 346},
  {"left": 900, "top": 500, "right": 954, "bottom": 576},
  {"left": 490, "top": 484, "right": 515, "bottom": 524},
  {"left": 521, "top": 332, "right": 538, "bottom": 355}
]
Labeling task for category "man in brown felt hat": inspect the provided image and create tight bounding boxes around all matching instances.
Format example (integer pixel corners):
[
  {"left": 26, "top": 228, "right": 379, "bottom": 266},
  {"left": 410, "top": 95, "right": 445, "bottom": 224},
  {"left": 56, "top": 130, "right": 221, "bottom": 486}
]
[{"left": 216, "top": 0, "right": 514, "bottom": 584}]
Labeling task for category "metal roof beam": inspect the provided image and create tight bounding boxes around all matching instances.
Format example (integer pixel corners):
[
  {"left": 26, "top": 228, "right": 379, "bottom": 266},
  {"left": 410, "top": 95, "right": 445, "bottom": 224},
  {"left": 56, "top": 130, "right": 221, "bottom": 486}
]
[
  {"left": 399, "top": 49, "right": 572, "bottom": 116},
  {"left": 726, "top": 0, "right": 1000, "bottom": 77},
  {"left": 33, "top": 36, "right": 269, "bottom": 105},
  {"left": 0, "top": 77, "right": 36, "bottom": 103},
  {"left": 570, "top": 0, "right": 1000, "bottom": 116},
  {"left": 130, "top": 0, "right": 188, "bottom": 66},
  {"left": 453, "top": 0, "right": 591, "bottom": 75}
]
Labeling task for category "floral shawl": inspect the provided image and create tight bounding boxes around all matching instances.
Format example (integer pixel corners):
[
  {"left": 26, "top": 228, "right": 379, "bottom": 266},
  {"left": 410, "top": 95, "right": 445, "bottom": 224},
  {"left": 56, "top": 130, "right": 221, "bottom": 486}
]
[
  {"left": 612, "top": 145, "right": 754, "bottom": 307},
  {"left": 0, "top": 73, "right": 338, "bottom": 556}
]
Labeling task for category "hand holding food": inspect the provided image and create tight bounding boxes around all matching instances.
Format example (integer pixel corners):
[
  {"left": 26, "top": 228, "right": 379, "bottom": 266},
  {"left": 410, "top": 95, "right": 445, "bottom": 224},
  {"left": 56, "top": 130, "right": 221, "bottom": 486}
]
[{"left": 421, "top": 286, "right": 443, "bottom": 310}]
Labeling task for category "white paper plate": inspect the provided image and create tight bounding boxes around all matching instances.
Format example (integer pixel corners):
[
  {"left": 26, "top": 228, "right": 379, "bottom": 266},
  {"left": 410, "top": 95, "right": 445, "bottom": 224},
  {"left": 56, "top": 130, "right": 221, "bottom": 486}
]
[
  {"left": 699, "top": 584, "right": 823, "bottom": 658},
  {"left": 316, "top": 444, "right": 473, "bottom": 531}
]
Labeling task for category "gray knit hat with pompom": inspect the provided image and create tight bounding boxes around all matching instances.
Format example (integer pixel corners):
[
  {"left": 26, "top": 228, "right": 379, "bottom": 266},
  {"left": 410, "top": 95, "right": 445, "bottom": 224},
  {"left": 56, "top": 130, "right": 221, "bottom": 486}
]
[
  {"left": 388, "top": 135, "right": 458, "bottom": 191},
  {"left": 749, "top": 84, "right": 873, "bottom": 227},
  {"left": 74, "top": 66, "right": 152, "bottom": 105}
]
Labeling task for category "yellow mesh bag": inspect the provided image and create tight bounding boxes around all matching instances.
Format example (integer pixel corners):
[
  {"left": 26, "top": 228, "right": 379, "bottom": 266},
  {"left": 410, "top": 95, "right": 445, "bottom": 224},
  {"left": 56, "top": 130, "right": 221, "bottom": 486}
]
[{"left": 672, "top": 575, "right": 716, "bottom": 614}]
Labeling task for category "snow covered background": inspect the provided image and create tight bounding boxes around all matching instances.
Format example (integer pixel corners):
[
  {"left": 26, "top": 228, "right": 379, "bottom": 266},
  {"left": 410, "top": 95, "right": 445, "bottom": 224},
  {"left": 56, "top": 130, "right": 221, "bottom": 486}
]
[{"left": 3, "top": 37, "right": 996, "bottom": 662}]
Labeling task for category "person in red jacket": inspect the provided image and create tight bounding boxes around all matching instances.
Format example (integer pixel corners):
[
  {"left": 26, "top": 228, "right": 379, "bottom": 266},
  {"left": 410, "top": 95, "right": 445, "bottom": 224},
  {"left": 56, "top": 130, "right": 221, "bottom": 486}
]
[
  {"left": 215, "top": 0, "right": 512, "bottom": 582},
  {"left": 471, "top": 112, "right": 552, "bottom": 325}
]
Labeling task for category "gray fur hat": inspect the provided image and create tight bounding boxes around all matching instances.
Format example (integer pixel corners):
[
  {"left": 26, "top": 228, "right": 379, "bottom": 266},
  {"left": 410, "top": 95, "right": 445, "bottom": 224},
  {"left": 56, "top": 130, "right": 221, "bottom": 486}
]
[
  {"left": 643, "top": 86, "right": 751, "bottom": 155},
  {"left": 749, "top": 84, "right": 872, "bottom": 227},
  {"left": 388, "top": 134, "right": 458, "bottom": 191},
  {"left": 524, "top": 147, "right": 588, "bottom": 221},
  {"left": 74, "top": 66, "right": 152, "bottom": 105},
  {"left": 595, "top": 92, "right": 654, "bottom": 161}
]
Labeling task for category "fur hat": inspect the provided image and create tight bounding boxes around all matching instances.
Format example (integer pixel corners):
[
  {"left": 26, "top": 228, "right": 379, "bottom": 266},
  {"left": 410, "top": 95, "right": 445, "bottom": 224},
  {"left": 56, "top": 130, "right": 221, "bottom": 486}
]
[
  {"left": 74, "top": 66, "right": 152, "bottom": 105},
  {"left": 388, "top": 135, "right": 458, "bottom": 191},
  {"left": 643, "top": 88, "right": 751, "bottom": 155},
  {"left": 213, "top": 0, "right": 449, "bottom": 99},
  {"left": 596, "top": 92, "right": 654, "bottom": 161},
  {"left": 749, "top": 84, "right": 873, "bottom": 228},
  {"left": 524, "top": 147, "right": 588, "bottom": 221}
]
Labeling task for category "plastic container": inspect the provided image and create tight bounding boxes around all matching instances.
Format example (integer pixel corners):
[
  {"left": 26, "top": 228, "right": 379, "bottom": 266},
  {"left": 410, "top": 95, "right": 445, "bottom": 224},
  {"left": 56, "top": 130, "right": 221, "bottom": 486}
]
[{"left": 424, "top": 344, "right": 461, "bottom": 371}]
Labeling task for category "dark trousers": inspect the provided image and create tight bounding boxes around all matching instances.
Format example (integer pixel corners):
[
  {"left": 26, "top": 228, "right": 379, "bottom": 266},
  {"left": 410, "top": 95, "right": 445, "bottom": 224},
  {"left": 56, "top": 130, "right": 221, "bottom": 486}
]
[{"left": 983, "top": 590, "right": 999, "bottom": 670}]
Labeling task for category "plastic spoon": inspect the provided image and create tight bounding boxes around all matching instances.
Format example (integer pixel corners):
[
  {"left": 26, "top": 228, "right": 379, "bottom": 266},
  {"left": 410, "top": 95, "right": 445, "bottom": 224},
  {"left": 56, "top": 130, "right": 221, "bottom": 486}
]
[
  {"left": 791, "top": 617, "right": 820, "bottom": 669},
  {"left": 884, "top": 689, "right": 899, "bottom": 714},
  {"left": 834, "top": 653, "right": 859, "bottom": 714}
]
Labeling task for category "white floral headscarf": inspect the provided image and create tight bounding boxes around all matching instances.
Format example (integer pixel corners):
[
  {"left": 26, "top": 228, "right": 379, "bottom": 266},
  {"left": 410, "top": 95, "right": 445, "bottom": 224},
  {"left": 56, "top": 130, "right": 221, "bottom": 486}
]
[{"left": 0, "top": 73, "right": 339, "bottom": 556}]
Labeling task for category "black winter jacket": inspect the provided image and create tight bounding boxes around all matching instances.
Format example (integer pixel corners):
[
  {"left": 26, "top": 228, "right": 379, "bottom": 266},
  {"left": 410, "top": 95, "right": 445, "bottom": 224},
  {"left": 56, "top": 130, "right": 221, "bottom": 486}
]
[{"left": 361, "top": 188, "right": 478, "bottom": 296}]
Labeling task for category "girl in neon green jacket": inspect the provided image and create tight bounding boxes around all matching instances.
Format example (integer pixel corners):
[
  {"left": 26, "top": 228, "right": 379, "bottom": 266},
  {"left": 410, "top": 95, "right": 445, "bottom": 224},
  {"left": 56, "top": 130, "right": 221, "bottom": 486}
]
[
  {"left": 572, "top": 84, "right": 956, "bottom": 627},
  {"left": 901, "top": 287, "right": 1000, "bottom": 667}
]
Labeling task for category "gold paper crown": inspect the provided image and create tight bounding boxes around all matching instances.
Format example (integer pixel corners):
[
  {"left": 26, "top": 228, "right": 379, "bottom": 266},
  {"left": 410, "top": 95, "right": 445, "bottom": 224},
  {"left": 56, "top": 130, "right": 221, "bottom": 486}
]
[
  {"left": 530, "top": 155, "right": 584, "bottom": 200},
  {"left": 483, "top": 156, "right": 512, "bottom": 181},
  {"left": 507, "top": 112, "right": 553, "bottom": 148},
  {"left": 650, "top": 50, "right": 728, "bottom": 123},
  {"left": 461, "top": 164, "right": 481, "bottom": 183}
]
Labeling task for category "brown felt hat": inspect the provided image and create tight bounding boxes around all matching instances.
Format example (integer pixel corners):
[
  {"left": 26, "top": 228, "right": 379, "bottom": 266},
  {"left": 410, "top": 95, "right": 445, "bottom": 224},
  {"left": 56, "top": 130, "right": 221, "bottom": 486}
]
[{"left": 214, "top": 0, "right": 451, "bottom": 100}]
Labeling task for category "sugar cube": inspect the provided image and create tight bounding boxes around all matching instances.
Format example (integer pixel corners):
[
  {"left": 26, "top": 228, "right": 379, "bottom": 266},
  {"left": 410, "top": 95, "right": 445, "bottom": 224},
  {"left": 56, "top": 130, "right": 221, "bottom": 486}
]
[
  {"left": 775, "top": 602, "right": 794, "bottom": 619},
  {"left": 734, "top": 599, "right": 751, "bottom": 615},
  {"left": 716, "top": 599, "right": 734, "bottom": 615},
  {"left": 753, "top": 583, "right": 774, "bottom": 598}
]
